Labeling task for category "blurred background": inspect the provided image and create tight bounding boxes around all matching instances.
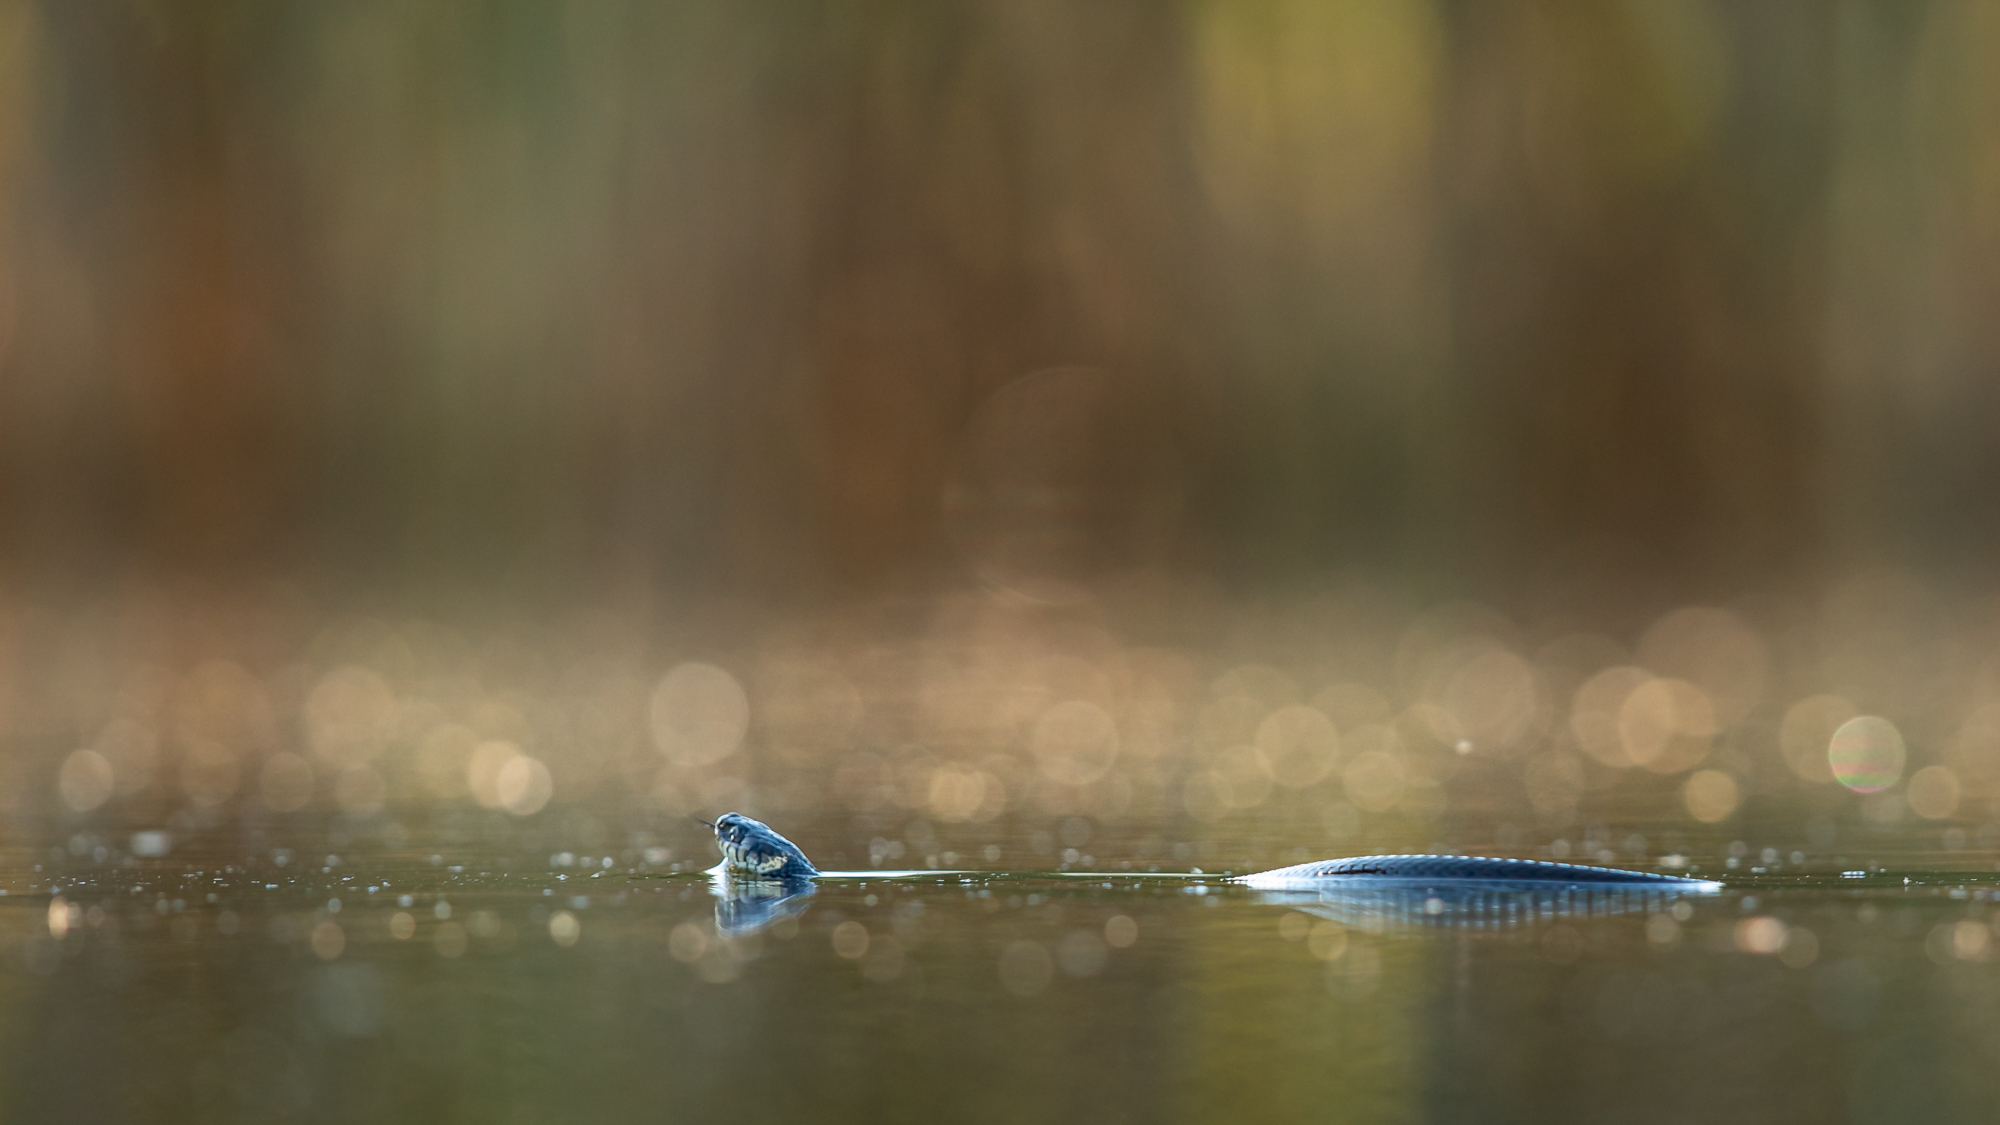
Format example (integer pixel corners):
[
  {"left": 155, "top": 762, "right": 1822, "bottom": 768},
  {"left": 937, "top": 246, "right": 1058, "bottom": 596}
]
[{"left": 0, "top": 0, "right": 1998, "bottom": 861}]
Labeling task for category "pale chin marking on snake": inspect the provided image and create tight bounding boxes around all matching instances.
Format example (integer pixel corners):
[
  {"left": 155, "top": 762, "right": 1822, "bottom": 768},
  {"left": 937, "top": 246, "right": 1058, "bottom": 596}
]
[{"left": 700, "top": 813, "right": 1721, "bottom": 890}]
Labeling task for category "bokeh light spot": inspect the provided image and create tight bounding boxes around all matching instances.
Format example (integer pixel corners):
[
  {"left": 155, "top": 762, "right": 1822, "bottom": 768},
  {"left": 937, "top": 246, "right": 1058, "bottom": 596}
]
[
  {"left": 1308, "top": 921, "right": 1349, "bottom": 961},
  {"left": 1217, "top": 745, "right": 1274, "bottom": 808},
  {"left": 1571, "top": 667, "right": 1652, "bottom": 767},
  {"left": 496, "top": 754, "right": 553, "bottom": 816},
  {"left": 649, "top": 663, "right": 750, "bottom": 766},
  {"left": 467, "top": 741, "right": 523, "bottom": 809},
  {"left": 1342, "top": 750, "right": 1405, "bottom": 813},
  {"left": 1436, "top": 646, "right": 1539, "bottom": 749},
  {"left": 549, "top": 910, "right": 581, "bottom": 947},
  {"left": 58, "top": 749, "right": 114, "bottom": 812},
  {"left": 668, "top": 923, "right": 706, "bottom": 962},
  {"left": 1683, "top": 769, "right": 1740, "bottom": 823},
  {"left": 1056, "top": 930, "right": 1108, "bottom": 977},
  {"left": 1906, "top": 765, "right": 1960, "bottom": 820},
  {"left": 832, "top": 921, "right": 869, "bottom": 959},
  {"left": 1636, "top": 607, "right": 1768, "bottom": 729},
  {"left": 1030, "top": 700, "right": 1119, "bottom": 786},
  {"left": 1254, "top": 704, "right": 1341, "bottom": 787},
  {"left": 311, "top": 920, "right": 345, "bottom": 960},
  {"left": 927, "top": 766, "right": 1004, "bottom": 822},
  {"left": 1735, "top": 916, "right": 1785, "bottom": 955},
  {"left": 304, "top": 667, "right": 398, "bottom": 765},
  {"left": 1828, "top": 716, "right": 1906, "bottom": 794},
  {"left": 1616, "top": 678, "right": 1714, "bottom": 772}
]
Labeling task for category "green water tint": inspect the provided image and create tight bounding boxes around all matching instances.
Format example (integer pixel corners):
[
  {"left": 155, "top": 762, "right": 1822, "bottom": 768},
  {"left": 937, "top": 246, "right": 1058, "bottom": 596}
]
[{"left": 3, "top": 847, "right": 2000, "bottom": 1122}]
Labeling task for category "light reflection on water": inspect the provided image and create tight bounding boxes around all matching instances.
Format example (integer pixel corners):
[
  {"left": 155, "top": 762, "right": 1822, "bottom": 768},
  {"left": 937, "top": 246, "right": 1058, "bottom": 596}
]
[{"left": 0, "top": 829, "right": 1996, "bottom": 1122}]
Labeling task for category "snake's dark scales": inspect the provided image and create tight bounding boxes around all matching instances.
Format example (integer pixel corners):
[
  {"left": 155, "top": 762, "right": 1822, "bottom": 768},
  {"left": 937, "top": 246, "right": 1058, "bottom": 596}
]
[{"left": 1236, "top": 854, "right": 1716, "bottom": 887}]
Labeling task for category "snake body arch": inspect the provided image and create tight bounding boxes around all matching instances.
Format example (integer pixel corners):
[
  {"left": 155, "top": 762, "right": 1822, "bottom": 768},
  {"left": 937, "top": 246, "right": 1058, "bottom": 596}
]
[{"left": 1235, "top": 854, "right": 1720, "bottom": 890}]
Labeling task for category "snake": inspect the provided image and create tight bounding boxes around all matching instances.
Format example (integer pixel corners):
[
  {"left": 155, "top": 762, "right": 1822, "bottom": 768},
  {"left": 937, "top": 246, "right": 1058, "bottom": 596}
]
[
  {"left": 702, "top": 812, "right": 1719, "bottom": 890},
  {"left": 704, "top": 812, "right": 820, "bottom": 879}
]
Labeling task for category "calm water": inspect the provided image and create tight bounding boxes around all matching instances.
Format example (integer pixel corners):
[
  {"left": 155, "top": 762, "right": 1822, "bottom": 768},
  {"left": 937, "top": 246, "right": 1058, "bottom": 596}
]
[{"left": 4, "top": 825, "right": 1999, "bottom": 1124}]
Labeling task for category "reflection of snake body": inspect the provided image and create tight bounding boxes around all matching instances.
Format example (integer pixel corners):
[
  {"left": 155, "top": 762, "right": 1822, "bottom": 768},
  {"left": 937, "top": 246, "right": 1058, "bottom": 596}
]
[
  {"left": 712, "top": 874, "right": 816, "bottom": 937},
  {"left": 1254, "top": 883, "right": 1703, "bottom": 934}
]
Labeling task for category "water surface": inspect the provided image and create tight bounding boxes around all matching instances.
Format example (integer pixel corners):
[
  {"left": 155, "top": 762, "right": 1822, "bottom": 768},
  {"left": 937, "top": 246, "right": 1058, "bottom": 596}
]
[{"left": 5, "top": 829, "right": 1998, "bottom": 1124}]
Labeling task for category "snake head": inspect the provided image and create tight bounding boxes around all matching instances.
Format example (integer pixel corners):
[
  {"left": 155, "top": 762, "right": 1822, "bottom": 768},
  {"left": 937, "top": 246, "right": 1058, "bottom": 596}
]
[
  {"left": 707, "top": 812, "right": 819, "bottom": 878},
  {"left": 710, "top": 812, "right": 759, "bottom": 847}
]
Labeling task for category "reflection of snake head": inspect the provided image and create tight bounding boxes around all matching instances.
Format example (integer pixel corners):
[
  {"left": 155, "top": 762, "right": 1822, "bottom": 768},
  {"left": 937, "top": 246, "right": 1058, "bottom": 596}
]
[
  {"left": 706, "top": 812, "right": 819, "bottom": 877},
  {"left": 712, "top": 874, "right": 815, "bottom": 938}
]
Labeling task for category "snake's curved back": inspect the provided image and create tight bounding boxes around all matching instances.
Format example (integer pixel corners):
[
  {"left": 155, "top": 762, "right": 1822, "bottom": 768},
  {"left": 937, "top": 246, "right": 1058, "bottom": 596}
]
[{"left": 1237, "top": 854, "right": 1720, "bottom": 890}]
